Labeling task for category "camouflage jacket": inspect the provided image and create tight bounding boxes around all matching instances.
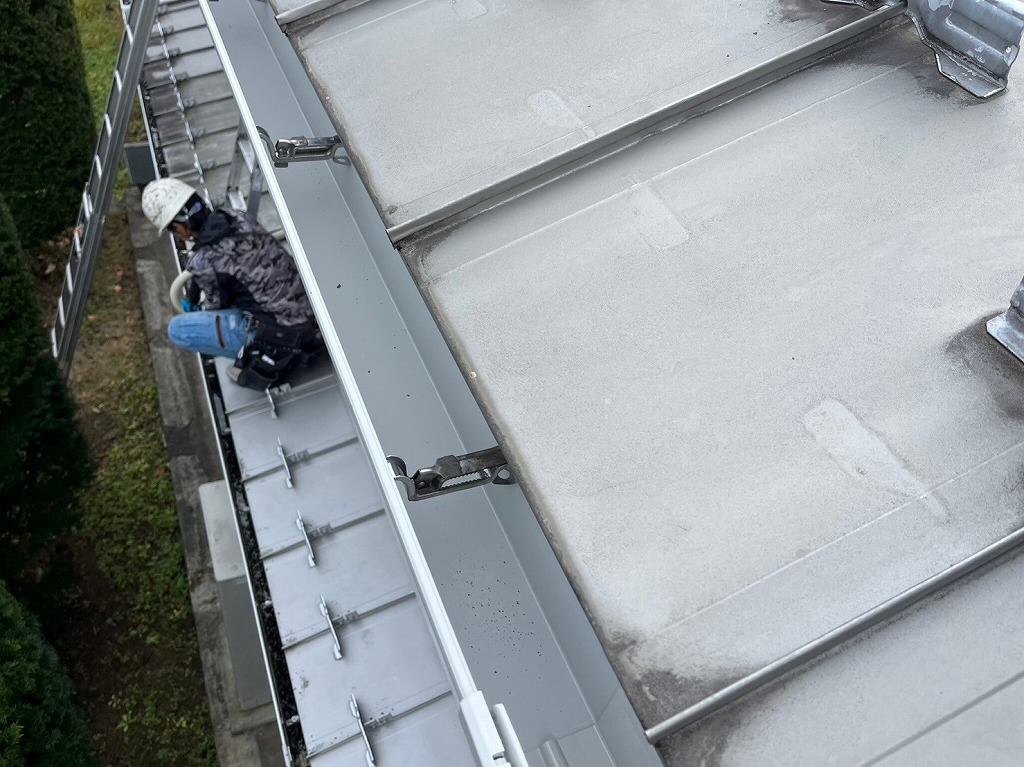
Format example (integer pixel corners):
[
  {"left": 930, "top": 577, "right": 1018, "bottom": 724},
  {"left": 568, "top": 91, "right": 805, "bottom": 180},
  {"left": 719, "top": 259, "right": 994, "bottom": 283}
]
[{"left": 186, "top": 209, "right": 313, "bottom": 327}]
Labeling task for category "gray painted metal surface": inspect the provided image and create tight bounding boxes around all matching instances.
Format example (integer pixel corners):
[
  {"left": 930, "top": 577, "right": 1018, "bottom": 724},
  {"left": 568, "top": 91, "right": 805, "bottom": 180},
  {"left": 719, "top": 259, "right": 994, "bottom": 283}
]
[
  {"left": 162, "top": 0, "right": 1024, "bottom": 762},
  {"left": 137, "top": 4, "right": 530, "bottom": 763},
  {"left": 657, "top": 548, "right": 1024, "bottom": 764},
  {"left": 141, "top": 0, "right": 280, "bottom": 231},
  {"left": 395, "top": 21, "right": 1024, "bottom": 762},
  {"left": 272, "top": 0, "right": 871, "bottom": 234},
  {"left": 828, "top": 0, "right": 1024, "bottom": 96},
  {"left": 199, "top": 1, "right": 660, "bottom": 764},
  {"left": 265, "top": 1, "right": 1024, "bottom": 761},
  {"left": 189, "top": 0, "right": 659, "bottom": 761},
  {"left": 213, "top": 358, "right": 481, "bottom": 765}
]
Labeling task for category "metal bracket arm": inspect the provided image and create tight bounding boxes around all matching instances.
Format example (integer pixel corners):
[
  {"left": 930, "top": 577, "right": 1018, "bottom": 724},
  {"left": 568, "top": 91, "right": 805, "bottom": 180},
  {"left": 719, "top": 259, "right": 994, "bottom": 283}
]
[
  {"left": 386, "top": 446, "right": 515, "bottom": 502},
  {"left": 256, "top": 125, "right": 350, "bottom": 167},
  {"left": 824, "top": 0, "right": 1024, "bottom": 97}
]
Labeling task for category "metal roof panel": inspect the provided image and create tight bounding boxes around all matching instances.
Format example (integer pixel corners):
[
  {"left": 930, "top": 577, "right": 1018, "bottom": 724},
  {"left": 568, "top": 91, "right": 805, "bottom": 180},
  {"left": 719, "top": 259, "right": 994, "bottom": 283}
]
[
  {"left": 285, "top": 0, "right": 865, "bottom": 229},
  {"left": 399, "top": 21, "right": 1024, "bottom": 733}
]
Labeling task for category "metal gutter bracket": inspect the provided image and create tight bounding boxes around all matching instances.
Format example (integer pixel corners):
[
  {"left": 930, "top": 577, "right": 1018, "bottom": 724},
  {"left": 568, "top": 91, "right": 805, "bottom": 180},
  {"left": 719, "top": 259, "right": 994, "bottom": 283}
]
[
  {"left": 256, "top": 125, "right": 350, "bottom": 167},
  {"left": 825, "top": 0, "right": 1024, "bottom": 97},
  {"left": 987, "top": 276, "right": 1024, "bottom": 361},
  {"left": 387, "top": 446, "right": 515, "bottom": 502}
]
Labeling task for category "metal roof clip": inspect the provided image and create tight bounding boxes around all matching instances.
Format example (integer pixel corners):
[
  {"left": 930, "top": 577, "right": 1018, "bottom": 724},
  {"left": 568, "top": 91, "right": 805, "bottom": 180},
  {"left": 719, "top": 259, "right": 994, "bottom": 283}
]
[
  {"left": 256, "top": 125, "right": 351, "bottom": 167},
  {"left": 386, "top": 446, "right": 515, "bottom": 502},
  {"left": 987, "top": 276, "right": 1024, "bottom": 362},
  {"left": 825, "top": 0, "right": 1024, "bottom": 97},
  {"left": 349, "top": 695, "right": 376, "bottom": 765},
  {"left": 295, "top": 510, "right": 316, "bottom": 567},
  {"left": 319, "top": 595, "right": 343, "bottom": 659}
]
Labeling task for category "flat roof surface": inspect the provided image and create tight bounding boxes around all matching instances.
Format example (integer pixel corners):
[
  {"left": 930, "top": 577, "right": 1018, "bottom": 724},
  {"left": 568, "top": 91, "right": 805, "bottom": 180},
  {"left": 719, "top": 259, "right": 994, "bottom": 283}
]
[
  {"left": 402, "top": 20, "right": 1024, "bottom": 734},
  {"left": 657, "top": 546, "right": 1024, "bottom": 763},
  {"left": 271, "top": 1, "right": 1024, "bottom": 760},
  {"left": 274, "top": 0, "right": 864, "bottom": 231}
]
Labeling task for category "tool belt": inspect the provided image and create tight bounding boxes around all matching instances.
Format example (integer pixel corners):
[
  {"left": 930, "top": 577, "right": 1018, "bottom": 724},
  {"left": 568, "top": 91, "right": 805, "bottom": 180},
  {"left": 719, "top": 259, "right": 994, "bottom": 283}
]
[{"left": 234, "top": 317, "right": 324, "bottom": 390}]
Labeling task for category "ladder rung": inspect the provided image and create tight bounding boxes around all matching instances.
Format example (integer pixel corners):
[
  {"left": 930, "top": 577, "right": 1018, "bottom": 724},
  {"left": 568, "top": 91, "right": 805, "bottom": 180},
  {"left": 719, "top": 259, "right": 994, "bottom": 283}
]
[
  {"left": 113, "top": 68, "right": 123, "bottom": 93},
  {"left": 57, "top": 296, "right": 66, "bottom": 328},
  {"left": 125, "top": 23, "right": 134, "bottom": 47},
  {"left": 225, "top": 190, "right": 245, "bottom": 210},
  {"left": 65, "top": 261, "right": 75, "bottom": 293},
  {"left": 104, "top": 113, "right": 113, "bottom": 136},
  {"left": 239, "top": 138, "right": 257, "bottom": 173},
  {"left": 82, "top": 190, "right": 93, "bottom": 220},
  {"left": 50, "top": 326, "right": 58, "bottom": 358},
  {"left": 93, "top": 155, "right": 103, "bottom": 180}
]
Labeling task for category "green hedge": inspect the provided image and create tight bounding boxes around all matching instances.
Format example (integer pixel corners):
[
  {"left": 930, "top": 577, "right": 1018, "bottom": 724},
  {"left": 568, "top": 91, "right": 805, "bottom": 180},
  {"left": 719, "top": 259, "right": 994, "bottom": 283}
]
[
  {"left": 0, "top": 0, "right": 95, "bottom": 248},
  {"left": 0, "top": 579, "right": 96, "bottom": 767},
  {"left": 0, "top": 194, "right": 90, "bottom": 585}
]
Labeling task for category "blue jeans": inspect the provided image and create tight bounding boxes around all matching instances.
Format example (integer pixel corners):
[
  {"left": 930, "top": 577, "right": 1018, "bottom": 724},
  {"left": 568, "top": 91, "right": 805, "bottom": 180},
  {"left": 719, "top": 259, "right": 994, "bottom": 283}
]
[{"left": 168, "top": 309, "right": 251, "bottom": 359}]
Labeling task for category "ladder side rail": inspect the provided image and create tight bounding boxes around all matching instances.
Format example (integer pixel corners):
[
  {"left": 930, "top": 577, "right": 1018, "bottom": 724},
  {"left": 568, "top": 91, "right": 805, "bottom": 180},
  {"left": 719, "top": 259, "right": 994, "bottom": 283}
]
[{"left": 53, "top": 0, "right": 163, "bottom": 373}]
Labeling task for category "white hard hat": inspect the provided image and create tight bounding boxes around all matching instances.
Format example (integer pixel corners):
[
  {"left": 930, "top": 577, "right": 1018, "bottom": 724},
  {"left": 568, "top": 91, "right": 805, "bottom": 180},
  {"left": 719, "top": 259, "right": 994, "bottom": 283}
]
[{"left": 141, "top": 178, "right": 196, "bottom": 232}]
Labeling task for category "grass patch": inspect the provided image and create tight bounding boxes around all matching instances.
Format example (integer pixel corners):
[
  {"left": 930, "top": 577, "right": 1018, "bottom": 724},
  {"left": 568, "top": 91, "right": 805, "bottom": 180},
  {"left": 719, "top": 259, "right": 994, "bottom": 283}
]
[
  {"left": 73, "top": 0, "right": 123, "bottom": 129},
  {"left": 80, "top": 213, "right": 217, "bottom": 766},
  {"left": 74, "top": 0, "right": 146, "bottom": 194}
]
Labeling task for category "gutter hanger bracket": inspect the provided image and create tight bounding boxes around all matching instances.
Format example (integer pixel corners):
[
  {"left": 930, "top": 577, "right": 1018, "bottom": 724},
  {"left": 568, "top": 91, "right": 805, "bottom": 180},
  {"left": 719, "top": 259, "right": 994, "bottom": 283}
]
[
  {"left": 824, "top": 0, "right": 1024, "bottom": 97},
  {"left": 387, "top": 446, "right": 515, "bottom": 502},
  {"left": 256, "top": 125, "right": 351, "bottom": 167}
]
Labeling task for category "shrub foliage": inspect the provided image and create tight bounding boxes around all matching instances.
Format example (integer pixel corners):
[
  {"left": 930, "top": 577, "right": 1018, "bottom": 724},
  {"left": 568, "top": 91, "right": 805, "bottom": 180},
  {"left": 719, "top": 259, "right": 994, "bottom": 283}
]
[
  {"left": 0, "top": 0, "right": 95, "bottom": 248},
  {"left": 0, "top": 579, "right": 97, "bottom": 767},
  {"left": 0, "top": 195, "right": 90, "bottom": 585}
]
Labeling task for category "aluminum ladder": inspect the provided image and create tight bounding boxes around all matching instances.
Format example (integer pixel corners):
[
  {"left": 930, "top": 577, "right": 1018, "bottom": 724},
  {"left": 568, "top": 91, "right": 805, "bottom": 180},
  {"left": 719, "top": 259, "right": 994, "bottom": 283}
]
[{"left": 50, "top": 0, "right": 161, "bottom": 374}]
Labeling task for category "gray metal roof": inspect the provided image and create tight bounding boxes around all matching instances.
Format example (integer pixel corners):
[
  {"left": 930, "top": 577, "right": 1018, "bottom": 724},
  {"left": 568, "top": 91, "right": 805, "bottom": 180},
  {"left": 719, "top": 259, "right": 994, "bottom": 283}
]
[
  {"left": 262, "top": 0, "right": 1024, "bottom": 762},
  {"left": 271, "top": 0, "right": 870, "bottom": 235},
  {"left": 403, "top": 17, "right": 1024, "bottom": 745},
  {"left": 140, "top": 5, "right": 513, "bottom": 764},
  {"left": 158, "top": 1, "right": 665, "bottom": 764},
  {"left": 215, "top": 358, "right": 480, "bottom": 765}
]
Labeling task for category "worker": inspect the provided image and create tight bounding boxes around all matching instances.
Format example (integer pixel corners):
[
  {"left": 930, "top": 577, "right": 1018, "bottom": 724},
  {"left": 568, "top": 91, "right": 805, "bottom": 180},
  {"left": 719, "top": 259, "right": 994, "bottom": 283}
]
[{"left": 140, "top": 177, "right": 321, "bottom": 389}]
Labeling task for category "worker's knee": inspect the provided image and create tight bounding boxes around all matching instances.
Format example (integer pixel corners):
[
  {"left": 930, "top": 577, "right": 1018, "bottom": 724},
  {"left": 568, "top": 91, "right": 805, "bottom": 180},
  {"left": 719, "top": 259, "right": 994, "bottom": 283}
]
[{"left": 168, "top": 309, "right": 247, "bottom": 358}]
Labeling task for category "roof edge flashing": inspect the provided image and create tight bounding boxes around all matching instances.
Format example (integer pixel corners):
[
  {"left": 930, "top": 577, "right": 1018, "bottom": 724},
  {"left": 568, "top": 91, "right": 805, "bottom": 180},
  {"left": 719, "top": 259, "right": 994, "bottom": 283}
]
[
  {"left": 196, "top": 2, "right": 527, "bottom": 763},
  {"left": 275, "top": 0, "right": 371, "bottom": 33}
]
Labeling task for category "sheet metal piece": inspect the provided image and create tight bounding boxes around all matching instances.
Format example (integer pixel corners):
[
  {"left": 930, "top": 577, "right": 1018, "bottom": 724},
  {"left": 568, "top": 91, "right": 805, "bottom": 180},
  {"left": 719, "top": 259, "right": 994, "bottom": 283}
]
[
  {"left": 827, "top": 0, "right": 1024, "bottom": 95},
  {"left": 987, "top": 277, "right": 1024, "bottom": 362},
  {"left": 228, "top": 382, "right": 355, "bottom": 480},
  {"left": 263, "top": 515, "right": 415, "bottom": 647},
  {"left": 217, "top": 359, "right": 481, "bottom": 765},
  {"left": 286, "top": 602, "right": 457, "bottom": 756}
]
